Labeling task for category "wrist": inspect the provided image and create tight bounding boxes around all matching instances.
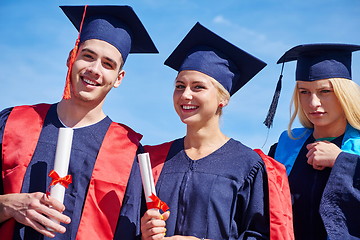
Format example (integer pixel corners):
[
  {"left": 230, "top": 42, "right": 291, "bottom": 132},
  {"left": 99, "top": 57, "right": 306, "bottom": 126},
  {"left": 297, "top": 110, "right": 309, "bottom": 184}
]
[{"left": 0, "top": 194, "right": 13, "bottom": 222}]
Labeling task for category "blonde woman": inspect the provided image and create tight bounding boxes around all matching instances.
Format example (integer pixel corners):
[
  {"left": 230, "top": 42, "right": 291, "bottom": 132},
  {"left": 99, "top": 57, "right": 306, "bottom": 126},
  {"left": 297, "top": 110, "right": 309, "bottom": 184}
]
[
  {"left": 269, "top": 44, "right": 360, "bottom": 240},
  {"left": 138, "top": 22, "right": 293, "bottom": 240}
]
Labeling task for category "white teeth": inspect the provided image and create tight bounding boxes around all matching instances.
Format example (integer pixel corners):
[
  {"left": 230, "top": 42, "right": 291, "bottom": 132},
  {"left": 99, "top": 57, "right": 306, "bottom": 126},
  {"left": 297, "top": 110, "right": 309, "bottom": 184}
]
[
  {"left": 83, "top": 78, "right": 97, "bottom": 86},
  {"left": 182, "top": 105, "right": 197, "bottom": 110}
]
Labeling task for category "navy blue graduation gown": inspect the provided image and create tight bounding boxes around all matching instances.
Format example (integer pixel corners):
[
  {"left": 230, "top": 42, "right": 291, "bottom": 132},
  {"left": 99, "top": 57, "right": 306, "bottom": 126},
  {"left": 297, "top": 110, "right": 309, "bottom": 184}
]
[
  {"left": 320, "top": 152, "right": 360, "bottom": 239},
  {"left": 269, "top": 134, "right": 360, "bottom": 239},
  {"left": 0, "top": 104, "right": 142, "bottom": 240},
  {"left": 152, "top": 138, "right": 270, "bottom": 240}
]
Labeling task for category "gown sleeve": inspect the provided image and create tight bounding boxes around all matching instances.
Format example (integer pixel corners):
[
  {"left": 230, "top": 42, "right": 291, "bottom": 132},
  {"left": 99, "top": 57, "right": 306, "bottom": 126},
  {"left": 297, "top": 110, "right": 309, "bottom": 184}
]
[
  {"left": 320, "top": 151, "right": 360, "bottom": 239},
  {"left": 114, "top": 145, "right": 145, "bottom": 240},
  {"left": 0, "top": 107, "right": 13, "bottom": 195},
  {"left": 237, "top": 161, "right": 270, "bottom": 240}
]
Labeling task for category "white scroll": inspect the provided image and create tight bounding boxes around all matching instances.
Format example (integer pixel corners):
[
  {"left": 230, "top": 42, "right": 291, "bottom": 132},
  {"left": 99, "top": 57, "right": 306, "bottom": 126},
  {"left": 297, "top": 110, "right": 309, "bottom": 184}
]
[
  {"left": 50, "top": 127, "right": 73, "bottom": 202},
  {"left": 49, "top": 127, "right": 73, "bottom": 226},
  {"left": 138, "top": 152, "right": 156, "bottom": 204}
]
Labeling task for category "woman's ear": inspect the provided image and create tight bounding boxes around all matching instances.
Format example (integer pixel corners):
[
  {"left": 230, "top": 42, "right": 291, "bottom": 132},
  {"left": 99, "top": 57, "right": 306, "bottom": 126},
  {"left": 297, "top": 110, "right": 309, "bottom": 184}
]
[{"left": 219, "top": 98, "right": 229, "bottom": 107}]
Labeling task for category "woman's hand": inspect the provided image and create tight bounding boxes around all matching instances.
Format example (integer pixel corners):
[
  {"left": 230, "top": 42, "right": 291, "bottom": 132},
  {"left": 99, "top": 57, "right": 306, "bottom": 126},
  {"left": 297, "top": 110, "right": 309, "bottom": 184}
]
[
  {"left": 140, "top": 209, "right": 208, "bottom": 240},
  {"left": 141, "top": 209, "right": 170, "bottom": 240},
  {"left": 306, "top": 141, "right": 342, "bottom": 170},
  {"left": 0, "top": 192, "right": 71, "bottom": 238}
]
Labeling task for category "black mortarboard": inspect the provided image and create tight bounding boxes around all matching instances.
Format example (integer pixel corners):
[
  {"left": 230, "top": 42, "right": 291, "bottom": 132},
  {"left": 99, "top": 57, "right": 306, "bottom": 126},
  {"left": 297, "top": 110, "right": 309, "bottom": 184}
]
[
  {"left": 164, "top": 22, "right": 266, "bottom": 96},
  {"left": 60, "top": 5, "right": 158, "bottom": 62},
  {"left": 278, "top": 43, "right": 360, "bottom": 81},
  {"left": 263, "top": 43, "right": 360, "bottom": 128}
]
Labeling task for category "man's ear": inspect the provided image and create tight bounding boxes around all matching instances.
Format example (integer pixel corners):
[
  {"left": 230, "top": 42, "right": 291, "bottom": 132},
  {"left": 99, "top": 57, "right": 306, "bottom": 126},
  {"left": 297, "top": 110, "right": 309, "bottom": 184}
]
[
  {"left": 113, "top": 70, "right": 125, "bottom": 88},
  {"left": 66, "top": 49, "right": 74, "bottom": 67}
]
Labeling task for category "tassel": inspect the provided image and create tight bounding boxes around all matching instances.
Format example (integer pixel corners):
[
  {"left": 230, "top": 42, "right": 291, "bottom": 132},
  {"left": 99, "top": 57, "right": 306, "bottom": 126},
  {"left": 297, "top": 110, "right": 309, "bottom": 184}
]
[
  {"left": 62, "top": 5, "right": 88, "bottom": 100},
  {"left": 63, "top": 41, "right": 79, "bottom": 99},
  {"left": 263, "top": 63, "right": 284, "bottom": 128}
]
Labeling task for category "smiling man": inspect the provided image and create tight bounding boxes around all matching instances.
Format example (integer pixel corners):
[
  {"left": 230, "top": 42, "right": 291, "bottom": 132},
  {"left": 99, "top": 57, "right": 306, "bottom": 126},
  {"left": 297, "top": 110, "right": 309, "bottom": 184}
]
[{"left": 0, "top": 5, "right": 158, "bottom": 240}]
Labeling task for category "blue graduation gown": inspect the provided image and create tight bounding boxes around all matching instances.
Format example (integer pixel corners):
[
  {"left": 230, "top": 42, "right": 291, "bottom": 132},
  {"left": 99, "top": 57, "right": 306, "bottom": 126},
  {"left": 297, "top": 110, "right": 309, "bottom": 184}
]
[
  {"left": 152, "top": 138, "right": 270, "bottom": 240},
  {"left": 269, "top": 128, "right": 360, "bottom": 240},
  {"left": 0, "top": 104, "right": 142, "bottom": 240}
]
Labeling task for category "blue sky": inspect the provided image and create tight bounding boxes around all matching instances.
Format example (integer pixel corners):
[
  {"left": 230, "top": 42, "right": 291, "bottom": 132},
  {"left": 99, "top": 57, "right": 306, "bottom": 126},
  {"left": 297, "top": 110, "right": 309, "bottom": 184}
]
[{"left": 1, "top": 0, "right": 360, "bottom": 152}]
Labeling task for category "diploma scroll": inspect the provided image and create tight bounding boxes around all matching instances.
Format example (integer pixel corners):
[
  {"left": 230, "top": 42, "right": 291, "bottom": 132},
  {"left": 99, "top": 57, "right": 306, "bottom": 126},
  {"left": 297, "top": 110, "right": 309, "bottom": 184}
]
[
  {"left": 138, "top": 153, "right": 169, "bottom": 212},
  {"left": 138, "top": 153, "right": 156, "bottom": 204},
  {"left": 49, "top": 127, "right": 74, "bottom": 226}
]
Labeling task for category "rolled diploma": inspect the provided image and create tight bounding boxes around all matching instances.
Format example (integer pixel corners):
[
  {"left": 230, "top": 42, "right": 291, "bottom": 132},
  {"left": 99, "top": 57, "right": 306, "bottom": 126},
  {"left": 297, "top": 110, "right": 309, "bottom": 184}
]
[
  {"left": 138, "top": 153, "right": 156, "bottom": 205},
  {"left": 49, "top": 127, "right": 73, "bottom": 224}
]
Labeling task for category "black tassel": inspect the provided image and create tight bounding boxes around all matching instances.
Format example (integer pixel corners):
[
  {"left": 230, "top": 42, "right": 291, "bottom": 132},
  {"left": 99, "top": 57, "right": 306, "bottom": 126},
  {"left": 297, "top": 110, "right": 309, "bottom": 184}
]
[{"left": 263, "top": 63, "right": 284, "bottom": 128}]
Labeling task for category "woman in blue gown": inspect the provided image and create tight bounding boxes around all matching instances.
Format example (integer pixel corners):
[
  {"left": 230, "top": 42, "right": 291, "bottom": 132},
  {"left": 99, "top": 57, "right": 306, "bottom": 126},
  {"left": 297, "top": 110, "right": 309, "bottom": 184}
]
[
  {"left": 140, "top": 22, "right": 270, "bottom": 240},
  {"left": 268, "top": 43, "right": 360, "bottom": 239}
]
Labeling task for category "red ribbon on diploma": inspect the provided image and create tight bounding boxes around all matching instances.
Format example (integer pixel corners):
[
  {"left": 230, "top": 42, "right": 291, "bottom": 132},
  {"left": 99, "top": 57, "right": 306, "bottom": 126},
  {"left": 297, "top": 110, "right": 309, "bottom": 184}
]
[
  {"left": 146, "top": 193, "right": 169, "bottom": 212},
  {"left": 46, "top": 170, "right": 73, "bottom": 196}
]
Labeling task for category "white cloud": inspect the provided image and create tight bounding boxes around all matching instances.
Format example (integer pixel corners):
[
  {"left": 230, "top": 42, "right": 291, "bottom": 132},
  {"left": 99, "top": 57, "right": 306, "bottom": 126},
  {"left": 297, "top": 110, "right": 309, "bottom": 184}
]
[
  {"left": 211, "top": 15, "right": 290, "bottom": 59},
  {"left": 213, "top": 15, "right": 231, "bottom": 25}
]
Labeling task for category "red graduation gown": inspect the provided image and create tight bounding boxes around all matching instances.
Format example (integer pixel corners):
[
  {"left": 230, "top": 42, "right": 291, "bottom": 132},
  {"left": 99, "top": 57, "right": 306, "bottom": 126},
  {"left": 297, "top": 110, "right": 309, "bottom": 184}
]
[{"left": 1, "top": 104, "right": 142, "bottom": 240}]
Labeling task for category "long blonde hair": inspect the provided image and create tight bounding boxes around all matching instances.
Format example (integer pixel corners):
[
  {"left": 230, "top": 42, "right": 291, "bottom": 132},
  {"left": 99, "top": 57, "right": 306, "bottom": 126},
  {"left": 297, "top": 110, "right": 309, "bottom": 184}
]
[{"left": 288, "top": 78, "right": 360, "bottom": 137}]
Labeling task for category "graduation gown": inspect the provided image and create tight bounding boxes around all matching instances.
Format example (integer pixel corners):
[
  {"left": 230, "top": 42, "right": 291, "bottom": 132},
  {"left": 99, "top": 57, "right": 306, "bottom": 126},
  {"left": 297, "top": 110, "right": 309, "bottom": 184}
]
[
  {"left": 269, "top": 126, "right": 360, "bottom": 239},
  {"left": 146, "top": 138, "right": 270, "bottom": 240},
  {"left": 0, "top": 104, "right": 142, "bottom": 240}
]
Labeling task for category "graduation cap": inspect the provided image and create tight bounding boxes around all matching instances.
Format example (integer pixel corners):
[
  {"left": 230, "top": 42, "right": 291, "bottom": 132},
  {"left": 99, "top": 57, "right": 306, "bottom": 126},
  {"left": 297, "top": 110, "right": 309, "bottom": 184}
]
[
  {"left": 278, "top": 43, "right": 360, "bottom": 81},
  {"left": 60, "top": 5, "right": 158, "bottom": 99},
  {"left": 164, "top": 22, "right": 267, "bottom": 96},
  {"left": 61, "top": 5, "right": 158, "bottom": 60},
  {"left": 263, "top": 43, "right": 360, "bottom": 128}
]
